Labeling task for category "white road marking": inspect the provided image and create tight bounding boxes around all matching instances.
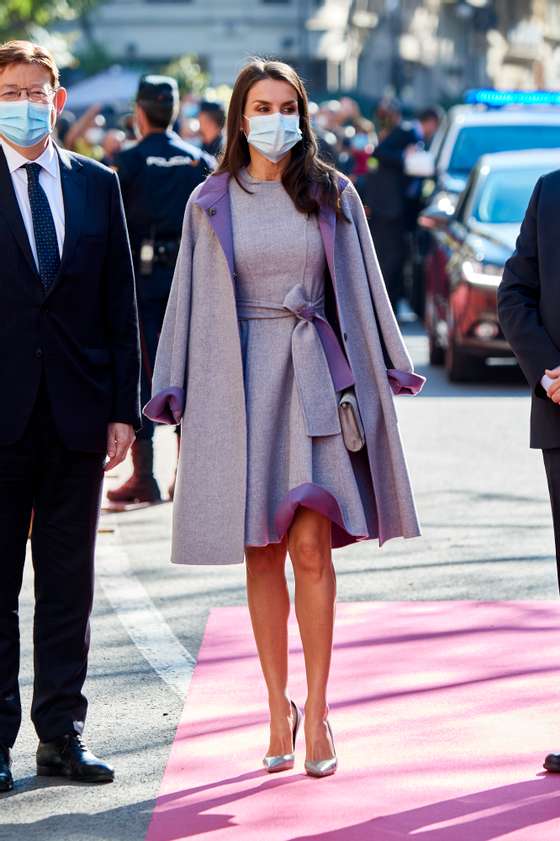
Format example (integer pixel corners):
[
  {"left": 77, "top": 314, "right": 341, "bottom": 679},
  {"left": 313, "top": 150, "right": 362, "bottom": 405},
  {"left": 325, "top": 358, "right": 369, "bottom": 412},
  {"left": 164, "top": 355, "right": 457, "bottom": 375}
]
[{"left": 96, "top": 521, "right": 197, "bottom": 699}]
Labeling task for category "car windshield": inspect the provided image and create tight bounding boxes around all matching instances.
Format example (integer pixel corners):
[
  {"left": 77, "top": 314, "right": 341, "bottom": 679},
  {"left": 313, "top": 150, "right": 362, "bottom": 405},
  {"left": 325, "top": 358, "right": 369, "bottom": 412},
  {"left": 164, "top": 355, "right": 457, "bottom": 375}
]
[
  {"left": 448, "top": 124, "right": 560, "bottom": 175},
  {"left": 473, "top": 166, "right": 553, "bottom": 224}
]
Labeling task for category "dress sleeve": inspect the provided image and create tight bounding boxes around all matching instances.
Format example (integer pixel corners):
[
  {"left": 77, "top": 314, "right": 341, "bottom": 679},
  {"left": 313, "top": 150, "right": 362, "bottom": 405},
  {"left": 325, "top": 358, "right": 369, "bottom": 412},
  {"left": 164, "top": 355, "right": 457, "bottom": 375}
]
[{"left": 341, "top": 180, "right": 425, "bottom": 396}]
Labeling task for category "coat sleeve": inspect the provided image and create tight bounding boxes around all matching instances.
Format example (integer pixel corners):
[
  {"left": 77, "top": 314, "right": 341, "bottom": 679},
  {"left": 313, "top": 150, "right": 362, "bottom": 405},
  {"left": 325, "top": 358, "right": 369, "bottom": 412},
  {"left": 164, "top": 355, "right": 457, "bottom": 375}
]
[
  {"left": 341, "top": 181, "right": 425, "bottom": 396},
  {"left": 497, "top": 177, "right": 560, "bottom": 398},
  {"left": 106, "top": 171, "right": 142, "bottom": 428},
  {"left": 143, "top": 190, "right": 200, "bottom": 424}
]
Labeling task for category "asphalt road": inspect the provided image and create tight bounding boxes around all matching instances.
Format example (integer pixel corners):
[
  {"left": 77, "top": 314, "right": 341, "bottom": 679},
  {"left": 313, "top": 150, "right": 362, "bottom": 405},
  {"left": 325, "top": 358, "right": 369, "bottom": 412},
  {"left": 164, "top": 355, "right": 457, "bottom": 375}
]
[{"left": 1, "top": 324, "right": 557, "bottom": 841}]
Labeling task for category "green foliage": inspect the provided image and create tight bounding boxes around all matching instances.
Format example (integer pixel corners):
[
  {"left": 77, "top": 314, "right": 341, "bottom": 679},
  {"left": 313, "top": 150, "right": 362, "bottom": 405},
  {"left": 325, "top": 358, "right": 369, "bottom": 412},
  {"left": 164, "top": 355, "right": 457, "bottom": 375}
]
[
  {"left": 73, "top": 39, "right": 114, "bottom": 77},
  {"left": 161, "top": 54, "right": 209, "bottom": 97},
  {"left": 0, "top": 0, "right": 101, "bottom": 40}
]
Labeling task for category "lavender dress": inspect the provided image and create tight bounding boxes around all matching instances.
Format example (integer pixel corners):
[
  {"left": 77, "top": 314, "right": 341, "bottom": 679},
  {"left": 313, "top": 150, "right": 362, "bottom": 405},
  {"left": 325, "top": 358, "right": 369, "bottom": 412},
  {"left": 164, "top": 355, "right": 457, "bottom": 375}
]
[{"left": 230, "top": 169, "right": 370, "bottom": 549}]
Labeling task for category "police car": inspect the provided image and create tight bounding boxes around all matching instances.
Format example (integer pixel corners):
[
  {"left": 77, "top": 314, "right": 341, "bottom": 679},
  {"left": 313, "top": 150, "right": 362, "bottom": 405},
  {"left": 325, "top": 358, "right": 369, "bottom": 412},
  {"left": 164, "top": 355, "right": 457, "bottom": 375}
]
[
  {"left": 408, "top": 90, "right": 560, "bottom": 318},
  {"left": 421, "top": 147, "right": 560, "bottom": 381}
]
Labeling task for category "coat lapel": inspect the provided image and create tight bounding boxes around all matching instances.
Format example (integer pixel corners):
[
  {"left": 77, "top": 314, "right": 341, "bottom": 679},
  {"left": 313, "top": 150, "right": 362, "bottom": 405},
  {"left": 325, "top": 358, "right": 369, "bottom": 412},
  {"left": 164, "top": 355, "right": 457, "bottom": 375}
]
[
  {"left": 0, "top": 146, "right": 42, "bottom": 283},
  {"left": 194, "top": 172, "right": 236, "bottom": 280},
  {"left": 45, "top": 145, "right": 85, "bottom": 299},
  {"left": 195, "top": 171, "right": 348, "bottom": 287},
  {"left": 318, "top": 204, "right": 336, "bottom": 284},
  {"left": 317, "top": 174, "right": 349, "bottom": 287}
]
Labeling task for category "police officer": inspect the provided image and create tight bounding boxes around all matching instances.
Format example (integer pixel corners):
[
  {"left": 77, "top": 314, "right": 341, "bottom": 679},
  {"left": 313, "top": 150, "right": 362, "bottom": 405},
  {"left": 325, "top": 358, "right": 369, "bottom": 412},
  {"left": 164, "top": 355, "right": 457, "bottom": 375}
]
[
  {"left": 108, "top": 75, "right": 215, "bottom": 504},
  {"left": 361, "top": 98, "right": 422, "bottom": 316}
]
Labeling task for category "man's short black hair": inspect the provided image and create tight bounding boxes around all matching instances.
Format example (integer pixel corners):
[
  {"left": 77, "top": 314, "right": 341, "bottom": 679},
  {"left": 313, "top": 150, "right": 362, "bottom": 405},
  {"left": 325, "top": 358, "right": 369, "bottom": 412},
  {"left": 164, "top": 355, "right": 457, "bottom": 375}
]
[
  {"left": 199, "top": 100, "right": 226, "bottom": 130},
  {"left": 136, "top": 74, "right": 179, "bottom": 129},
  {"left": 138, "top": 101, "right": 175, "bottom": 129},
  {"left": 418, "top": 106, "right": 441, "bottom": 124}
]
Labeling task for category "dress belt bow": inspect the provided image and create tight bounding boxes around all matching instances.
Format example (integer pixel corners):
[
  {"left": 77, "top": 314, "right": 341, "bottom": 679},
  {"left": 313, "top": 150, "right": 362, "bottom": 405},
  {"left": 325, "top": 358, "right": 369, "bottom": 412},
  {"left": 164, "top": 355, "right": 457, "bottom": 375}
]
[{"left": 236, "top": 283, "right": 355, "bottom": 436}]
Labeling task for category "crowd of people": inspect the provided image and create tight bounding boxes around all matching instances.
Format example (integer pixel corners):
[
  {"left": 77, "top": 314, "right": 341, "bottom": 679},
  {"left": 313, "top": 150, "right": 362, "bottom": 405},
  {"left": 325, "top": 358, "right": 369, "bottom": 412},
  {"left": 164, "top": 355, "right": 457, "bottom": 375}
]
[{"left": 54, "top": 87, "right": 442, "bottom": 326}]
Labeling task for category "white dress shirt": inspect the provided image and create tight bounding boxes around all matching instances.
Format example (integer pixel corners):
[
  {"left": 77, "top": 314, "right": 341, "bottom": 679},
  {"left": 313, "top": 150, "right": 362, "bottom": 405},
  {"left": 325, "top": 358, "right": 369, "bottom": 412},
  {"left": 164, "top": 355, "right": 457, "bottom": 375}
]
[
  {"left": 542, "top": 372, "right": 557, "bottom": 393},
  {"left": 0, "top": 138, "right": 65, "bottom": 269}
]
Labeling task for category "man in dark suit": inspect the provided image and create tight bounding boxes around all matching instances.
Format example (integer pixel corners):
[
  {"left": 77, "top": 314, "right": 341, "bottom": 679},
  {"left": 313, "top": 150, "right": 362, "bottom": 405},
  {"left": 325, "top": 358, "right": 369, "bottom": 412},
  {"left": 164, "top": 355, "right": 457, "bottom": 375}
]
[
  {"left": 0, "top": 41, "right": 140, "bottom": 791},
  {"left": 498, "top": 169, "right": 560, "bottom": 775}
]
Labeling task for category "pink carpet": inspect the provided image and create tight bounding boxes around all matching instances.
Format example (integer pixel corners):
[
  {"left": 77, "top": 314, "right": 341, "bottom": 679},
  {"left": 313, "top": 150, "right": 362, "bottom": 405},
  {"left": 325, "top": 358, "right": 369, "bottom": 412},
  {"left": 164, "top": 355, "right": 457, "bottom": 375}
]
[{"left": 145, "top": 602, "right": 560, "bottom": 840}]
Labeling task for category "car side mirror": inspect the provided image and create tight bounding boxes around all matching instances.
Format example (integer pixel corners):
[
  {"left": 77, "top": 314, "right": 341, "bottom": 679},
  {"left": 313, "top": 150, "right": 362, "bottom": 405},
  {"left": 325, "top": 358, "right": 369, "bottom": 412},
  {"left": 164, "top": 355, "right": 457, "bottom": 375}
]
[
  {"left": 418, "top": 206, "right": 450, "bottom": 230},
  {"left": 404, "top": 150, "right": 435, "bottom": 178}
]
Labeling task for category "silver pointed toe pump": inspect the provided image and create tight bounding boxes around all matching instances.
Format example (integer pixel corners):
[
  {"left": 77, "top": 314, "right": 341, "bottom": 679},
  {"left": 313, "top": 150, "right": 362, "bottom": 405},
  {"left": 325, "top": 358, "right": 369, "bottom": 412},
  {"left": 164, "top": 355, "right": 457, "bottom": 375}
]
[
  {"left": 304, "top": 719, "right": 338, "bottom": 778},
  {"left": 263, "top": 700, "right": 303, "bottom": 773}
]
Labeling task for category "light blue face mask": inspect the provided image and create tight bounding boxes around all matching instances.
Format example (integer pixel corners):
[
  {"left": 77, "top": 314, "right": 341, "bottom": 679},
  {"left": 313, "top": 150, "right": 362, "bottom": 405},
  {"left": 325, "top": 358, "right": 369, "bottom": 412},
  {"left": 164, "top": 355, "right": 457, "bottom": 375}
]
[
  {"left": 244, "top": 112, "right": 302, "bottom": 163},
  {"left": 0, "top": 99, "right": 53, "bottom": 148}
]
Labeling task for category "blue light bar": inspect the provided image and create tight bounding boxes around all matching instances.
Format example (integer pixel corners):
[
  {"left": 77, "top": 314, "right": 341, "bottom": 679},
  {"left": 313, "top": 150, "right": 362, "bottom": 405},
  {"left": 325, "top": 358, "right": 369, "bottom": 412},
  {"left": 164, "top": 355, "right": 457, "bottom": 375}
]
[{"left": 465, "top": 89, "right": 560, "bottom": 107}]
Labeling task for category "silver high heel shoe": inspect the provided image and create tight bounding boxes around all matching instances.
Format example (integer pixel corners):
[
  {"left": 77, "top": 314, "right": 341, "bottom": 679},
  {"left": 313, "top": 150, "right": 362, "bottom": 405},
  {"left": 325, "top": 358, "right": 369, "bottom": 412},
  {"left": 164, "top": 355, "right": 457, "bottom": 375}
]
[
  {"left": 304, "top": 719, "right": 338, "bottom": 778},
  {"left": 263, "top": 700, "right": 302, "bottom": 773}
]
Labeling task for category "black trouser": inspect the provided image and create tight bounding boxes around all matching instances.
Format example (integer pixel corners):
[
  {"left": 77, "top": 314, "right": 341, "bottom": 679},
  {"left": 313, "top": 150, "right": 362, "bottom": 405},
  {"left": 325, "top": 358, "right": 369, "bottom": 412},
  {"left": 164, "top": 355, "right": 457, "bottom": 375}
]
[
  {"left": 0, "top": 380, "right": 104, "bottom": 747},
  {"left": 369, "top": 215, "right": 406, "bottom": 312},
  {"left": 137, "top": 290, "right": 171, "bottom": 442},
  {"left": 542, "top": 448, "right": 560, "bottom": 593}
]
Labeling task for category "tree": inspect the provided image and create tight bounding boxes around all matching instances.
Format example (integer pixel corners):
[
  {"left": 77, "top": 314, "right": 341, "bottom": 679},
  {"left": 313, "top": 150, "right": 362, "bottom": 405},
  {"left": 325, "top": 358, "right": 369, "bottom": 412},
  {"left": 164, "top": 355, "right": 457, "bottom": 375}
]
[
  {"left": 161, "top": 54, "right": 209, "bottom": 97},
  {"left": 0, "top": 0, "right": 101, "bottom": 40}
]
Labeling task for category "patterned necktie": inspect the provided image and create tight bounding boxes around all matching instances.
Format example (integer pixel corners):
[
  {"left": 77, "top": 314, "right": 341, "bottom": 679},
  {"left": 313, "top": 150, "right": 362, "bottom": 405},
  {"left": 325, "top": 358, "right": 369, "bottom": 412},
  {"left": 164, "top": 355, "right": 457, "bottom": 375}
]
[{"left": 24, "top": 162, "right": 61, "bottom": 290}]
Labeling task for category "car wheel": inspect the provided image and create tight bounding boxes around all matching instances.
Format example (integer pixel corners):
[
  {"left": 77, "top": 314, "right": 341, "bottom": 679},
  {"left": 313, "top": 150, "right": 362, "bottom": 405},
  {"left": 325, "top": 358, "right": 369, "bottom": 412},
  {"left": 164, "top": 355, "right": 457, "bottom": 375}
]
[
  {"left": 446, "top": 337, "right": 486, "bottom": 383},
  {"left": 429, "top": 332, "right": 445, "bottom": 366}
]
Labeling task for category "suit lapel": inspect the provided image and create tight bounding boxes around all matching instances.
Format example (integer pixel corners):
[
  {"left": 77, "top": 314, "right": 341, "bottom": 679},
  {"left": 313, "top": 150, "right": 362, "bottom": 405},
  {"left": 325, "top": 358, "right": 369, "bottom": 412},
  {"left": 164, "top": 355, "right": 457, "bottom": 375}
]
[
  {"left": 0, "top": 146, "right": 42, "bottom": 282},
  {"left": 46, "top": 145, "right": 85, "bottom": 299}
]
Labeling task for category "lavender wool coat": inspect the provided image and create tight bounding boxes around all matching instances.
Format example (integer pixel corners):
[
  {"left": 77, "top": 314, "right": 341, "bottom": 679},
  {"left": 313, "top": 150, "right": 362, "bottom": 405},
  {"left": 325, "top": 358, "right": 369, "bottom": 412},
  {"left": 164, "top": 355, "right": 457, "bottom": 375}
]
[{"left": 145, "top": 171, "right": 425, "bottom": 565}]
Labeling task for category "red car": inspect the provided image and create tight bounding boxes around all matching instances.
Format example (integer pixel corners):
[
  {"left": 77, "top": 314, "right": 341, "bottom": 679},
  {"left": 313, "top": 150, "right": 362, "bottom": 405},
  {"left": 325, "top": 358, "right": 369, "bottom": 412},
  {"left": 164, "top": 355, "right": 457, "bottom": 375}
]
[{"left": 421, "top": 149, "right": 560, "bottom": 381}]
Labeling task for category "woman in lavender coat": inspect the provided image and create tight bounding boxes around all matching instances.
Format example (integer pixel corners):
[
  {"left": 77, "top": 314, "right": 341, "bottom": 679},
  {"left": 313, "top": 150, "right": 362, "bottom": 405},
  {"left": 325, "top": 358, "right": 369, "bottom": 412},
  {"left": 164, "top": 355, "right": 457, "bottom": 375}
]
[{"left": 145, "top": 60, "right": 425, "bottom": 778}]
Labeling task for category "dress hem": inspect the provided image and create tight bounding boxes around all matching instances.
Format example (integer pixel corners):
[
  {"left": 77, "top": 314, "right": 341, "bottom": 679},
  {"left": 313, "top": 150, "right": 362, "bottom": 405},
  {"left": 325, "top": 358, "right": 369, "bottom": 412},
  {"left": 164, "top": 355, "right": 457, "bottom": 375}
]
[{"left": 244, "top": 481, "right": 370, "bottom": 550}]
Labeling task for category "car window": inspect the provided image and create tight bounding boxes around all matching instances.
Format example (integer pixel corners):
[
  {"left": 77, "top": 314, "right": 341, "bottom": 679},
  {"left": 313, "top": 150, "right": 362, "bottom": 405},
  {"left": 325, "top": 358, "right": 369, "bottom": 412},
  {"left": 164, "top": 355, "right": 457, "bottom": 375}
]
[
  {"left": 448, "top": 124, "right": 560, "bottom": 176},
  {"left": 430, "top": 115, "right": 448, "bottom": 166},
  {"left": 472, "top": 166, "right": 550, "bottom": 223},
  {"left": 454, "top": 169, "right": 478, "bottom": 222}
]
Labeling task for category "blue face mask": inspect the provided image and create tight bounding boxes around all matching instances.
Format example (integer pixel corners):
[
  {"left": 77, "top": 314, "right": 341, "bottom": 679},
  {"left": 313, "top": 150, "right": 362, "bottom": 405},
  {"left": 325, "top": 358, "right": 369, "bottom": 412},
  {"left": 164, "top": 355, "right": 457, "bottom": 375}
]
[
  {"left": 0, "top": 99, "right": 53, "bottom": 148},
  {"left": 244, "top": 112, "right": 302, "bottom": 163}
]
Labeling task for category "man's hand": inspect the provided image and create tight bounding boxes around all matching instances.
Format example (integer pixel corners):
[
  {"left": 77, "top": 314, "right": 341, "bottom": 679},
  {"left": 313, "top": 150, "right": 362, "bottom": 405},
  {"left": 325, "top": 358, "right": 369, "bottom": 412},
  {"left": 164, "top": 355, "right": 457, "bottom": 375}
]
[
  {"left": 545, "top": 367, "right": 560, "bottom": 403},
  {"left": 105, "top": 423, "right": 135, "bottom": 472}
]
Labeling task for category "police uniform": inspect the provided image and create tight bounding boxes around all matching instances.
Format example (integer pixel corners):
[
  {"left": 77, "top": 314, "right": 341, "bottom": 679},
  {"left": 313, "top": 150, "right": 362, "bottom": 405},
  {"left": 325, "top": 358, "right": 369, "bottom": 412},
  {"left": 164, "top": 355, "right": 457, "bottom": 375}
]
[
  {"left": 364, "top": 120, "right": 422, "bottom": 312},
  {"left": 109, "top": 76, "right": 214, "bottom": 503}
]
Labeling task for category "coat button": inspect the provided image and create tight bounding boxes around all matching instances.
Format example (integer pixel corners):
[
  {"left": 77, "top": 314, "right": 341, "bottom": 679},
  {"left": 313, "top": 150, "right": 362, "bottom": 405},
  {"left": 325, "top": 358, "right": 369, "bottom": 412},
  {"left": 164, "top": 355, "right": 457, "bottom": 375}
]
[
  {"left": 208, "top": 208, "right": 217, "bottom": 216},
  {"left": 343, "top": 332, "right": 348, "bottom": 341},
  {"left": 35, "top": 348, "right": 43, "bottom": 358}
]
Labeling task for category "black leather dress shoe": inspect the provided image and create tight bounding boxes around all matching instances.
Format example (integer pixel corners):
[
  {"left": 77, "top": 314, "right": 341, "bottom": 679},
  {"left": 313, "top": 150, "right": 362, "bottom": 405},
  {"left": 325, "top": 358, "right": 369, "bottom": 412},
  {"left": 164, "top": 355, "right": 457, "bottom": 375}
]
[
  {"left": 544, "top": 752, "right": 560, "bottom": 772},
  {"left": 36, "top": 733, "right": 114, "bottom": 783},
  {"left": 0, "top": 744, "right": 14, "bottom": 792}
]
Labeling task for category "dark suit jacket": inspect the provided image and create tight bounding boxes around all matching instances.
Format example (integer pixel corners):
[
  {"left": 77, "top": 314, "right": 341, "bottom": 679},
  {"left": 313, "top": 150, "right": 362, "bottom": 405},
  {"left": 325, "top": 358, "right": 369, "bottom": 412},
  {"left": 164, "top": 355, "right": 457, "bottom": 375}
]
[
  {"left": 363, "top": 122, "right": 421, "bottom": 224},
  {"left": 0, "top": 144, "right": 141, "bottom": 453},
  {"left": 498, "top": 170, "right": 560, "bottom": 449}
]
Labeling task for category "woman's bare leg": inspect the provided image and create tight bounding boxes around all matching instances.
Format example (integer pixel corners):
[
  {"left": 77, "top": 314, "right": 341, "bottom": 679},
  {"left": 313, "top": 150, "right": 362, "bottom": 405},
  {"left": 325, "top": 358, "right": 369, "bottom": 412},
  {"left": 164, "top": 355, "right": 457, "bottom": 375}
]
[
  {"left": 288, "top": 507, "right": 336, "bottom": 762},
  {"left": 245, "top": 539, "right": 295, "bottom": 756}
]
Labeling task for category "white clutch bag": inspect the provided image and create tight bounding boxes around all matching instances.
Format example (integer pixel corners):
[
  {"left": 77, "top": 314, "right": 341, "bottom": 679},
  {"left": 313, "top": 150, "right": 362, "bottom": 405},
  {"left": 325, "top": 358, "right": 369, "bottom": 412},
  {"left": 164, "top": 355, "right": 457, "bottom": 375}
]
[{"left": 338, "top": 389, "right": 365, "bottom": 452}]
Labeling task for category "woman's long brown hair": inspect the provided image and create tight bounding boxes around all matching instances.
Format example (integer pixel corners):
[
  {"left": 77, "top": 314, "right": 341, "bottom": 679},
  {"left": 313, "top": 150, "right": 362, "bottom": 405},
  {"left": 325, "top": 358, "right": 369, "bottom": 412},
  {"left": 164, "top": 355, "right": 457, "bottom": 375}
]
[{"left": 216, "top": 58, "right": 345, "bottom": 218}]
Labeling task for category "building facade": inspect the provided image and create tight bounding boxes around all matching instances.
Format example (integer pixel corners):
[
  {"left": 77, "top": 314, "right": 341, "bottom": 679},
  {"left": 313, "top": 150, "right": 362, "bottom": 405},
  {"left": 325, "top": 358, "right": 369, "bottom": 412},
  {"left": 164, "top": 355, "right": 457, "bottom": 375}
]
[
  {"left": 354, "top": 0, "right": 560, "bottom": 107},
  {"left": 84, "top": 0, "right": 340, "bottom": 89},
  {"left": 83, "top": 0, "right": 560, "bottom": 103}
]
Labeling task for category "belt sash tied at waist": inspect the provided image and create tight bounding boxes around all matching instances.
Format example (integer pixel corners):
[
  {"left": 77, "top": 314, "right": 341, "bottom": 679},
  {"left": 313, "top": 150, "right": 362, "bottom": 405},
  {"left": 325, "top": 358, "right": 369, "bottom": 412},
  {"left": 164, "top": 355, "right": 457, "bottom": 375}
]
[{"left": 236, "top": 283, "right": 355, "bottom": 436}]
